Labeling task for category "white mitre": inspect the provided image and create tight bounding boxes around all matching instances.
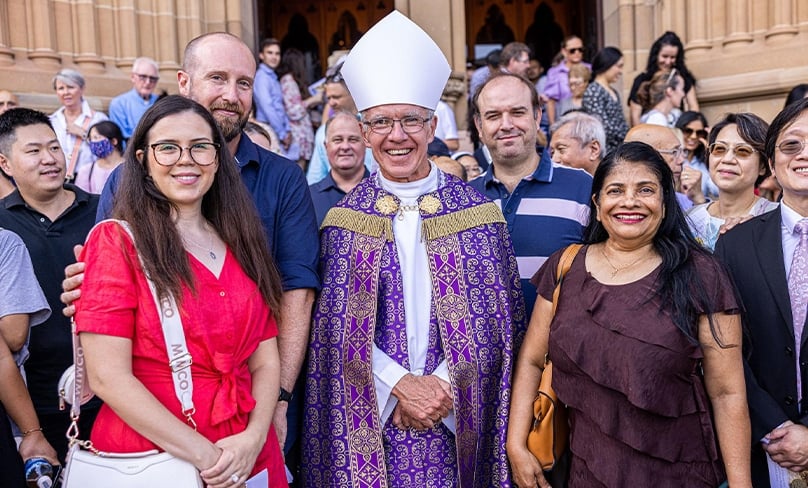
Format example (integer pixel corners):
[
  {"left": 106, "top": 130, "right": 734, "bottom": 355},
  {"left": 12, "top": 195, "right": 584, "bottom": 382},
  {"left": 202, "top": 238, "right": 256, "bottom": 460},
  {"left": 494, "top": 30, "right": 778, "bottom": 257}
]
[{"left": 340, "top": 10, "right": 451, "bottom": 112}]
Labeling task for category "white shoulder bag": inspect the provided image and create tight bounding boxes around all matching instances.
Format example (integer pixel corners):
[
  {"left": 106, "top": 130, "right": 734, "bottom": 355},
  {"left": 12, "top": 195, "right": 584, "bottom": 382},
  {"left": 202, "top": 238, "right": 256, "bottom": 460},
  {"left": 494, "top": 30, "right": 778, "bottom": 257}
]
[{"left": 61, "top": 220, "right": 203, "bottom": 488}]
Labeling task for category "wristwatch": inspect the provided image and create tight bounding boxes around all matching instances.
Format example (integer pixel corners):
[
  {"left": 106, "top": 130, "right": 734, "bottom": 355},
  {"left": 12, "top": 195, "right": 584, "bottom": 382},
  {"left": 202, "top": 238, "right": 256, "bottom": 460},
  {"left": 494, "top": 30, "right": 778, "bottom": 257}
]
[{"left": 279, "top": 387, "right": 293, "bottom": 402}]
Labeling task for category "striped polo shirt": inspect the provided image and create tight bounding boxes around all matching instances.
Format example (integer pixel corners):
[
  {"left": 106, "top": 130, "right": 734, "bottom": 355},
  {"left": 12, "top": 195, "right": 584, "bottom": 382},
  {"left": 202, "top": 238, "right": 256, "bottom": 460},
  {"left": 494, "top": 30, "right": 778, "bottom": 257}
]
[{"left": 469, "top": 149, "right": 592, "bottom": 317}]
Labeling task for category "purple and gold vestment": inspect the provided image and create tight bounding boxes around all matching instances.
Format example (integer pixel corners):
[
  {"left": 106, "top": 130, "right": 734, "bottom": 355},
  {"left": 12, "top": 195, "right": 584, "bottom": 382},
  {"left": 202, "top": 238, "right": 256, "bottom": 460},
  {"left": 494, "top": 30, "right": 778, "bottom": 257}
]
[{"left": 303, "top": 173, "right": 526, "bottom": 488}]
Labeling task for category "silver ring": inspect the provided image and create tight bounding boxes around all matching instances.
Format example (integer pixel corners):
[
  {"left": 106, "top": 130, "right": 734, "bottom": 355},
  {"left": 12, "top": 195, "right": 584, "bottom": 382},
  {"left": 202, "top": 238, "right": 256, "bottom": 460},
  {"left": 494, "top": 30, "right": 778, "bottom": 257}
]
[{"left": 230, "top": 474, "right": 240, "bottom": 483}]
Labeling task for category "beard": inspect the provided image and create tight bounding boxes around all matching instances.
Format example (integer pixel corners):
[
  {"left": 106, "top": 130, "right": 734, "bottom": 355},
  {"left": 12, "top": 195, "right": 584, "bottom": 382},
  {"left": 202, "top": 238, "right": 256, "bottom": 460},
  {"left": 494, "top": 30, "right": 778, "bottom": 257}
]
[{"left": 209, "top": 101, "right": 248, "bottom": 142}]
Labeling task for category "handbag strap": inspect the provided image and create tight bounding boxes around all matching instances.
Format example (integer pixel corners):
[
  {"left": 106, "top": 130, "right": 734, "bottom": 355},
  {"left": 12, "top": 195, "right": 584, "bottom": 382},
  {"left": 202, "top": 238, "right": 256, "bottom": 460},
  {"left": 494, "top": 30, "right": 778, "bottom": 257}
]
[
  {"left": 551, "top": 243, "right": 583, "bottom": 315},
  {"left": 544, "top": 243, "right": 583, "bottom": 366},
  {"left": 65, "top": 109, "right": 95, "bottom": 181},
  {"left": 70, "top": 220, "right": 197, "bottom": 430}
]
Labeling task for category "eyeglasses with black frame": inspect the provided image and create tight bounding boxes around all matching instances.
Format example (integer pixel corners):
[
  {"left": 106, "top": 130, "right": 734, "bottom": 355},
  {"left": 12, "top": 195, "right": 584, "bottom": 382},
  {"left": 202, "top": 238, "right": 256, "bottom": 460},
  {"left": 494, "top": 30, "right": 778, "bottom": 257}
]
[
  {"left": 707, "top": 142, "right": 757, "bottom": 159},
  {"left": 776, "top": 138, "right": 807, "bottom": 156},
  {"left": 135, "top": 73, "right": 159, "bottom": 84},
  {"left": 567, "top": 47, "right": 584, "bottom": 54},
  {"left": 150, "top": 142, "right": 220, "bottom": 166},
  {"left": 363, "top": 116, "right": 431, "bottom": 135}
]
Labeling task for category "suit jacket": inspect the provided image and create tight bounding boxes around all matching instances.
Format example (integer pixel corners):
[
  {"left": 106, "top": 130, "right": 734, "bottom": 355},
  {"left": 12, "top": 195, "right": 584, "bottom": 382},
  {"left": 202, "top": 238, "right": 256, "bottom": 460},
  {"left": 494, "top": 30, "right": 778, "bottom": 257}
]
[{"left": 714, "top": 206, "right": 807, "bottom": 485}]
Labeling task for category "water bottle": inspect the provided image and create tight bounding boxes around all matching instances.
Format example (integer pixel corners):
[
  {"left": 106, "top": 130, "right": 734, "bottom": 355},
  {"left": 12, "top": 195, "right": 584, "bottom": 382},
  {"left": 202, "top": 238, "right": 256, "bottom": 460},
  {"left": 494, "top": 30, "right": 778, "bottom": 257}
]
[{"left": 24, "top": 457, "right": 53, "bottom": 488}]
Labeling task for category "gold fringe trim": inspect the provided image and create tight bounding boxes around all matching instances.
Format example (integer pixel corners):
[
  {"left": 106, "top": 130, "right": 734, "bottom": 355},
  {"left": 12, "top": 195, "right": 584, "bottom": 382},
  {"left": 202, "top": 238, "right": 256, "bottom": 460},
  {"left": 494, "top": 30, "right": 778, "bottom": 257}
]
[
  {"left": 421, "top": 202, "right": 505, "bottom": 241},
  {"left": 321, "top": 207, "right": 394, "bottom": 241}
]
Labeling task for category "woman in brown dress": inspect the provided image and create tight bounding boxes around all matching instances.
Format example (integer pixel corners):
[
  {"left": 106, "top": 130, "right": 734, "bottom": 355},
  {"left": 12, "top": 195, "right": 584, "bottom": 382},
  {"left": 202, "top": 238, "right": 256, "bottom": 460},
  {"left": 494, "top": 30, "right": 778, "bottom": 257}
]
[{"left": 507, "top": 141, "right": 752, "bottom": 487}]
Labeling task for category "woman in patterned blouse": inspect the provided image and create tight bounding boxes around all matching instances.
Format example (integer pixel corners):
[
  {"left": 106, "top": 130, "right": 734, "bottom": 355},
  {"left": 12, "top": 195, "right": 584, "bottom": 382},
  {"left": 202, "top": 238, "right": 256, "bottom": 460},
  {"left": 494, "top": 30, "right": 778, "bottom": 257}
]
[{"left": 582, "top": 47, "right": 629, "bottom": 155}]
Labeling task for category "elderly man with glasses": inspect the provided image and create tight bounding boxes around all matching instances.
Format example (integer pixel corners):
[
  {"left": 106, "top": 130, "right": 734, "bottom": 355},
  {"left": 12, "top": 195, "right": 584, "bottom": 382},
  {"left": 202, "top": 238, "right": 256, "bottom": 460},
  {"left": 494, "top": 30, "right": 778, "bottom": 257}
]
[
  {"left": 108, "top": 57, "right": 160, "bottom": 141},
  {"left": 303, "top": 12, "right": 524, "bottom": 488},
  {"left": 625, "top": 123, "right": 706, "bottom": 210}
]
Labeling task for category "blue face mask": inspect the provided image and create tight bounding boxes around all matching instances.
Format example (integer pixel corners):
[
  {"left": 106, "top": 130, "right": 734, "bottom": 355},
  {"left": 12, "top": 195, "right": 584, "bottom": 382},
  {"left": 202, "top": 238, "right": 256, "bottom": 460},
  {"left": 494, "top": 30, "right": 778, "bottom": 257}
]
[{"left": 88, "top": 138, "right": 115, "bottom": 159}]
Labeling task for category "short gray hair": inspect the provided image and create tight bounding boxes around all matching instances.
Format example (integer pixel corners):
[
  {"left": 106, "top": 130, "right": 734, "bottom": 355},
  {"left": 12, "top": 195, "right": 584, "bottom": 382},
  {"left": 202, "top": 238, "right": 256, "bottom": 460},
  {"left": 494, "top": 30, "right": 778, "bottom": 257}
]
[
  {"left": 132, "top": 57, "right": 159, "bottom": 74},
  {"left": 52, "top": 69, "right": 86, "bottom": 90},
  {"left": 551, "top": 111, "right": 606, "bottom": 157},
  {"left": 325, "top": 109, "right": 361, "bottom": 137}
]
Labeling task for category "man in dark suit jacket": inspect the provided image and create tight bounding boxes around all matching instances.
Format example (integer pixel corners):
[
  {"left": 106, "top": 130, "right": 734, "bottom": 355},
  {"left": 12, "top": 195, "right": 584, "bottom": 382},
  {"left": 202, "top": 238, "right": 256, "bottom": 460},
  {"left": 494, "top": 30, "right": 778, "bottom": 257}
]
[{"left": 714, "top": 97, "right": 808, "bottom": 486}]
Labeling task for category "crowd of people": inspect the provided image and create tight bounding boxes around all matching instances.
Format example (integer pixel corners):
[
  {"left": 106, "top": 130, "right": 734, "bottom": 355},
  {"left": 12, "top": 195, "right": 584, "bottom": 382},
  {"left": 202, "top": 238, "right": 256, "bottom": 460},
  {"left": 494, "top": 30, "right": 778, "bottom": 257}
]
[{"left": 0, "top": 10, "right": 807, "bottom": 488}]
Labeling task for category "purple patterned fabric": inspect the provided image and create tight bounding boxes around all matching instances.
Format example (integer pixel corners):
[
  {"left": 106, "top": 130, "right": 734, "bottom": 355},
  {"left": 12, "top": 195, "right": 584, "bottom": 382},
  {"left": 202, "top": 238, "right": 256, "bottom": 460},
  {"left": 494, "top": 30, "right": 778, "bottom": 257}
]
[
  {"left": 303, "top": 173, "right": 525, "bottom": 488},
  {"left": 789, "top": 218, "right": 808, "bottom": 402}
]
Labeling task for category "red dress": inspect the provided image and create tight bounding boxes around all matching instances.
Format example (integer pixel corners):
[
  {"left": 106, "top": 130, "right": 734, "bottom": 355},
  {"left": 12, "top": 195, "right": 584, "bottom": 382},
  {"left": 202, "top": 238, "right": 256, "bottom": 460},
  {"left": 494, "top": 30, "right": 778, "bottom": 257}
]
[{"left": 74, "top": 222, "right": 287, "bottom": 486}]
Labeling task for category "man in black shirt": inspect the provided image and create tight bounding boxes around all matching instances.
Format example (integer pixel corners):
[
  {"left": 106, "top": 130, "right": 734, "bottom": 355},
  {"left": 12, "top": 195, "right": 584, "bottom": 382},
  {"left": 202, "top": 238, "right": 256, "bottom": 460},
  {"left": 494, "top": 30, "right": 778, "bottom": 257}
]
[{"left": 0, "top": 108, "right": 99, "bottom": 462}]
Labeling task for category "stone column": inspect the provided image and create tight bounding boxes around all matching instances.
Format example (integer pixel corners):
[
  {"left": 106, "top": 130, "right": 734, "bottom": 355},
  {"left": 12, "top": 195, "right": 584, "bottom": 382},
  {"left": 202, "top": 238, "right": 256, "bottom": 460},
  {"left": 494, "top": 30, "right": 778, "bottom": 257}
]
[
  {"left": 0, "top": 1, "right": 13, "bottom": 65},
  {"left": 662, "top": 0, "right": 686, "bottom": 39},
  {"left": 723, "top": 0, "right": 753, "bottom": 47},
  {"left": 154, "top": 0, "right": 181, "bottom": 71},
  {"left": 766, "top": 0, "right": 798, "bottom": 42},
  {"left": 28, "top": 0, "right": 61, "bottom": 67},
  {"left": 684, "top": 0, "right": 712, "bottom": 54},
  {"left": 175, "top": 0, "right": 204, "bottom": 64},
  {"left": 114, "top": 0, "right": 141, "bottom": 68},
  {"left": 71, "top": 0, "right": 105, "bottom": 72},
  {"left": 395, "top": 0, "right": 467, "bottom": 126},
  {"left": 626, "top": 0, "right": 654, "bottom": 73}
]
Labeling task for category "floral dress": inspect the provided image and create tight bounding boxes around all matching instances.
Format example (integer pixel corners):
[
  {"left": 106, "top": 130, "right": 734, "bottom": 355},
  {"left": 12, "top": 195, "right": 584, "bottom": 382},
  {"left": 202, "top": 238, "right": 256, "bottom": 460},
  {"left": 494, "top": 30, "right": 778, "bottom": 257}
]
[{"left": 280, "top": 74, "right": 315, "bottom": 160}]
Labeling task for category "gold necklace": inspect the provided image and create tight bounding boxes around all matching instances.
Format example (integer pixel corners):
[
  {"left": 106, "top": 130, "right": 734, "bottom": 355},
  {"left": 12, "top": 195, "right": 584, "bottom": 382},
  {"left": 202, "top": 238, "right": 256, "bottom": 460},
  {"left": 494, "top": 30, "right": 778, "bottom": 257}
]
[{"left": 599, "top": 245, "right": 652, "bottom": 278}]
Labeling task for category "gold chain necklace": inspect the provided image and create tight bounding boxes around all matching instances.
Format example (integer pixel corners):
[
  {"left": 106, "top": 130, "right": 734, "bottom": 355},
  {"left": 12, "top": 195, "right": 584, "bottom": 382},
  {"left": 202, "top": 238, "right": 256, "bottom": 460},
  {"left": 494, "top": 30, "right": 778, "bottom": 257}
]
[{"left": 599, "top": 245, "right": 652, "bottom": 278}]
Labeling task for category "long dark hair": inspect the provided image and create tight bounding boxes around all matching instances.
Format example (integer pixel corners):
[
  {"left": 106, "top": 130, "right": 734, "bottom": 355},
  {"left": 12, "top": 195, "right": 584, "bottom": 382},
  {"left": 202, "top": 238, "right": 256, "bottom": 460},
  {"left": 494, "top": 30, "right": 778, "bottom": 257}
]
[
  {"left": 584, "top": 141, "right": 729, "bottom": 346},
  {"left": 644, "top": 32, "right": 696, "bottom": 88},
  {"left": 590, "top": 47, "right": 622, "bottom": 82},
  {"left": 114, "top": 95, "right": 283, "bottom": 313},
  {"left": 675, "top": 111, "right": 708, "bottom": 161},
  {"left": 708, "top": 112, "right": 770, "bottom": 186},
  {"left": 276, "top": 48, "right": 309, "bottom": 96}
]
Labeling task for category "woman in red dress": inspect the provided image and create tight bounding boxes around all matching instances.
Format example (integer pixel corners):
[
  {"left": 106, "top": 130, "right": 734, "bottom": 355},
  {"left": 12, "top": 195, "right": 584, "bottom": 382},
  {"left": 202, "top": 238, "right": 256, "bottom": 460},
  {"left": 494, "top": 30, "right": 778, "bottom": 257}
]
[{"left": 74, "top": 95, "right": 287, "bottom": 487}]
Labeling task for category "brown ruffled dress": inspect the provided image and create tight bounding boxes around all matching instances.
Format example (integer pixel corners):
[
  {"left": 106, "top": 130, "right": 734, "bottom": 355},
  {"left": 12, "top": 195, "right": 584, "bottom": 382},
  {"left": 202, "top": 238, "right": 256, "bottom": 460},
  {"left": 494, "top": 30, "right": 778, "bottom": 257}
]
[{"left": 531, "top": 245, "right": 738, "bottom": 487}]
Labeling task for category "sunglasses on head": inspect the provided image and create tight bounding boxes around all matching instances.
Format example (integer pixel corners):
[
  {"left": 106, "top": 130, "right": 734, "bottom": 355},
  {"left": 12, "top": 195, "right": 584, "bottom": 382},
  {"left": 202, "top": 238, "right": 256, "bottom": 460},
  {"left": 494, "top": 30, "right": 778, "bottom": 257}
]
[
  {"left": 681, "top": 127, "right": 708, "bottom": 139},
  {"left": 568, "top": 47, "right": 584, "bottom": 54},
  {"left": 665, "top": 68, "right": 679, "bottom": 85},
  {"left": 326, "top": 72, "right": 344, "bottom": 84}
]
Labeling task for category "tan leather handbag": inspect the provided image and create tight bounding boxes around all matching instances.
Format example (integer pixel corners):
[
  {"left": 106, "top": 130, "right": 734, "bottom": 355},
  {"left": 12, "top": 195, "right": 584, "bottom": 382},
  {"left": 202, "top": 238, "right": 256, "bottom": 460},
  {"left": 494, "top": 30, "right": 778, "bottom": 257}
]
[{"left": 526, "top": 243, "right": 582, "bottom": 470}]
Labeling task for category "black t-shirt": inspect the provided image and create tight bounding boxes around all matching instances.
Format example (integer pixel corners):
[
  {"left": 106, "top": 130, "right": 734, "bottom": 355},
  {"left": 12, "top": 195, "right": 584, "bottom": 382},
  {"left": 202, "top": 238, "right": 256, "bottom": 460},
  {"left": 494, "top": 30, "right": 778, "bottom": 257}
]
[
  {"left": 0, "top": 185, "right": 99, "bottom": 414},
  {"left": 628, "top": 70, "right": 695, "bottom": 105}
]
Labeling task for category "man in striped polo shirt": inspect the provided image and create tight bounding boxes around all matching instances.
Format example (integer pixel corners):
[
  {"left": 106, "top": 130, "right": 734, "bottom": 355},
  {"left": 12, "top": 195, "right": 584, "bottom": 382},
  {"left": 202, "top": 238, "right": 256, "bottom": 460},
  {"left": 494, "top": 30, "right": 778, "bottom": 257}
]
[{"left": 469, "top": 72, "right": 593, "bottom": 317}]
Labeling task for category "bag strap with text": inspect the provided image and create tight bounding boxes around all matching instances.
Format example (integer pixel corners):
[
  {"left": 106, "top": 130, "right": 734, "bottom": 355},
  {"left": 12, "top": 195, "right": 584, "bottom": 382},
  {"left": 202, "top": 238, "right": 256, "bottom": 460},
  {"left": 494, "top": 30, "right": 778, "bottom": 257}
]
[{"left": 69, "top": 219, "right": 196, "bottom": 441}]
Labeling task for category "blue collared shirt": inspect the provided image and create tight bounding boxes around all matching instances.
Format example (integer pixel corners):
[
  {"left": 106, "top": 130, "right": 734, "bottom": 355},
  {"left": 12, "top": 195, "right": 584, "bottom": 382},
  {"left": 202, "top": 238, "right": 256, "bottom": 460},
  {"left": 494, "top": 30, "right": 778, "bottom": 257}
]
[
  {"left": 253, "top": 63, "right": 290, "bottom": 140},
  {"left": 468, "top": 149, "right": 592, "bottom": 316},
  {"left": 97, "top": 135, "right": 320, "bottom": 291},
  {"left": 108, "top": 89, "right": 158, "bottom": 139},
  {"left": 309, "top": 169, "right": 371, "bottom": 226}
]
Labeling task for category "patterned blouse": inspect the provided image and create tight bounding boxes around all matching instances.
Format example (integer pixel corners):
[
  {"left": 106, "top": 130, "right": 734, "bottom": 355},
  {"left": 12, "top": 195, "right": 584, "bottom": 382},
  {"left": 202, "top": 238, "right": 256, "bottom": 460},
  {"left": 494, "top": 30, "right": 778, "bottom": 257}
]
[{"left": 582, "top": 81, "right": 629, "bottom": 155}]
